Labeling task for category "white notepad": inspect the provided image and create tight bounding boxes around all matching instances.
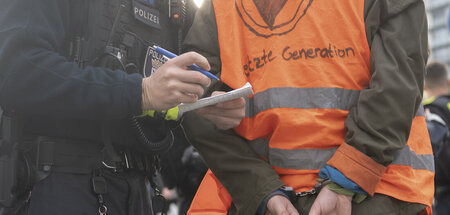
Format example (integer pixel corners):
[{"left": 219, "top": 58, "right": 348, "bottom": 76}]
[{"left": 177, "top": 82, "right": 253, "bottom": 118}]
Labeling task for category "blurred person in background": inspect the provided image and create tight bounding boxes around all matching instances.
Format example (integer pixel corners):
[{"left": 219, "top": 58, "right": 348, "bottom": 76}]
[{"left": 423, "top": 62, "right": 450, "bottom": 215}]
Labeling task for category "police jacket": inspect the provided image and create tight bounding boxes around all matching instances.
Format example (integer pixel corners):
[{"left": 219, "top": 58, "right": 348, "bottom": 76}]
[
  {"left": 182, "top": 0, "right": 430, "bottom": 214},
  {"left": 0, "top": 0, "right": 178, "bottom": 150}
]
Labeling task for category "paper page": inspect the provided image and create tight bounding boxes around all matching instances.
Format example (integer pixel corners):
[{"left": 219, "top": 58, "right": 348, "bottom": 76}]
[{"left": 178, "top": 82, "right": 253, "bottom": 118}]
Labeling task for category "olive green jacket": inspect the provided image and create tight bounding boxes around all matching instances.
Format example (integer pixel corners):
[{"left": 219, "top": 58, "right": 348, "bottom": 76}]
[{"left": 182, "top": 0, "right": 429, "bottom": 214}]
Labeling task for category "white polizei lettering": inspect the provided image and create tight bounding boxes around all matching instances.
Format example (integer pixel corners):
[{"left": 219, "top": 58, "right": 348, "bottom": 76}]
[
  {"left": 145, "top": 12, "right": 158, "bottom": 23},
  {"left": 134, "top": 6, "right": 160, "bottom": 24}
]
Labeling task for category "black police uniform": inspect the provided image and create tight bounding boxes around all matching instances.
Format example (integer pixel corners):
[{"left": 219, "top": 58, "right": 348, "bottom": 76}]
[
  {"left": 424, "top": 95, "right": 450, "bottom": 215},
  {"left": 0, "top": 0, "right": 187, "bottom": 214}
]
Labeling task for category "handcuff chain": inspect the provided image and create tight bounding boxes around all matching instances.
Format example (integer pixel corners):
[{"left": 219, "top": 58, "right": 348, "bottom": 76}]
[
  {"left": 284, "top": 179, "right": 330, "bottom": 199},
  {"left": 295, "top": 188, "right": 317, "bottom": 197},
  {"left": 295, "top": 179, "right": 330, "bottom": 197}
]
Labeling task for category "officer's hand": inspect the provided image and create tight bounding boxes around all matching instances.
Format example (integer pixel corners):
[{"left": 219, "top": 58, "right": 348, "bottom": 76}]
[
  {"left": 142, "top": 52, "right": 211, "bottom": 111},
  {"left": 265, "top": 195, "right": 299, "bottom": 215},
  {"left": 194, "top": 91, "right": 246, "bottom": 130},
  {"left": 308, "top": 186, "right": 352, "bottom": 215}
]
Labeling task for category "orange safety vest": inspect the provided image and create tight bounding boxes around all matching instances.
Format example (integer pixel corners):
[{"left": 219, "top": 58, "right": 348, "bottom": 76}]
[{"left": 189, "top": 0, "right": 434, "bottom": 214}]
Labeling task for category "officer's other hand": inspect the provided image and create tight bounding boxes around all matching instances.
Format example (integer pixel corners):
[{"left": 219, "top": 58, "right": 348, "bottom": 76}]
[
  {"left": 142, "top": 52, "right": 211, "bottom": 111},
  {"left": 194, "top": 91, "right": 246, "bottom": 130},
  {"left": 308, "top": 186, "right": 351, "bottom": 215},
  {"left": 265, "top": 195, "right": 299, "bottom": 215}
]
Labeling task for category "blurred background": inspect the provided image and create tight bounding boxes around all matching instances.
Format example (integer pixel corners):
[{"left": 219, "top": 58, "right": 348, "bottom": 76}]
[{"left": 424, "top": 0, "right": 450, "bottom": 69}]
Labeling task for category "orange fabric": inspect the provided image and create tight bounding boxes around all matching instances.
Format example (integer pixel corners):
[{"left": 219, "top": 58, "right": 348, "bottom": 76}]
[
  {"left": 327, "top": 143, "right": 387, "bottom": 195},
  {"left": 217, "top": 1, "right": 372, "bottom": 91},
  {"left": 190, "top": 0, "right": 434, "bottom": 212},
  {"left": 272, "top": 168, "right": 320, "bottom": 192},
  {"left": 238, "top": 108, "right": 349, "bottom": 149},
  {"left": 406, "top": 116, "right": 434, "bottom": 154},
  {"left": 188, "top": 170, "right": 231, "bottom": 215},
  {"left": 376, "top": 166, "right": 435, "bottom": 208}
]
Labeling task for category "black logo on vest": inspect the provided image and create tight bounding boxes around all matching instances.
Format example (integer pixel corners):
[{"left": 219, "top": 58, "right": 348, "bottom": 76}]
[
  {"left": 133, "top": 0, "right": 161, "bottom": 29},
  {"left": 235, "top": 0, "right": 313, "bottom": 38},
  {"left": 143, "top": 46, "right": 168, "bottom": 77}
]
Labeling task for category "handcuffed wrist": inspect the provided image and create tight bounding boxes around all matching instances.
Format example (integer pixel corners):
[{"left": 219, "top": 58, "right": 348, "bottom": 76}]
[
  {"left": 257, "top": 188, "right": 289, "bottom": 215},
  {"left": 317, "top": 178, "right": 367, "bottom": 203}
]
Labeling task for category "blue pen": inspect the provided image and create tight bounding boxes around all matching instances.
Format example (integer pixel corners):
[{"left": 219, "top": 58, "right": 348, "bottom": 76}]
[{"left": 154, "top": 46, "right": 220, "bottom": 80}]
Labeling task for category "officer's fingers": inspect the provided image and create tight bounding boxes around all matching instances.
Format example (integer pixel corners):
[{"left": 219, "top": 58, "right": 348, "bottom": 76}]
[
  {"left": 186, "top": 52, "right": 211, "bottom": 71},
  {"left": 211, "top": 91, "right": 225, "bottom": 96},
  {"left": 177, "top": 91, "right": 198, "bottom": 104},
  {"left": 173, "top": 52, "right": 211, "bottom": 71},
  {"left": 159, "top": 66, "right": 210, "bottom": 88},
  {"left": 173, "top": 81, "right": 205, "bottom": 98},
  {"left": 177, "top": 69, "right": 211, "bottom": 88}
]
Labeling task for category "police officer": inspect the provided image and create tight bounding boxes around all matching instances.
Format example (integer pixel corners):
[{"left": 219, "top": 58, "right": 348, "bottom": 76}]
[
  {"left": 0, "top": 0, "right": 247, "bottom": 214},
  {"left": 423, "top": 62, "right": 450, "bottom": 215}
]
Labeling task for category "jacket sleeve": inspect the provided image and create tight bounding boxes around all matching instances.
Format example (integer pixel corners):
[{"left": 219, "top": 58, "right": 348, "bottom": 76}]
[
  {"left": 182, "top": 0, "right": 285, "bottom": 214},
  {"left": 0, "top": 0, "right": 143, "bottom": 120},
  {"left": 326, "top": 0, "right": 429, "bottom": 195}
]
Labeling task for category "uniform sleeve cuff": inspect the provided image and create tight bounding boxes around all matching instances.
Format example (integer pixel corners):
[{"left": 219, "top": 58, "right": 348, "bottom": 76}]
[
  {"left": 127, "top": 73, "right": 144, "bottom": 115},
  {"left": 326, "top": 143, "right": 386, "bottom": 195}
]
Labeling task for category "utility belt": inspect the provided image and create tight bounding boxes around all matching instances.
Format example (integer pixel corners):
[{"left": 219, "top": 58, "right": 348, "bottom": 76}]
[
  {"left": 25, "top": 136, "right": 156, "bottom": 179},
  {"left": 30, "top": 136, "right": 153, "bottom": 173},
  {"left": 1, "top": 132, "right": 157, "bottom": 209}
]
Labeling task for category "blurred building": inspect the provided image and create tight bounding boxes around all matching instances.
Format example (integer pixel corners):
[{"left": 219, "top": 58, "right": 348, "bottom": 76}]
[{"left": 425, "top": 0, "right": 450, "bottom": 68}]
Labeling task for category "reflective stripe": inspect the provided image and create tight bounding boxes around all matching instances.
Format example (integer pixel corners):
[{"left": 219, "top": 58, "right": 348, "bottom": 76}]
[
  {"left": 391, "top": 146, "right": 434, "bottom": 171},
  {"left": 270, "top": 147, "right": 336, "bottom": 170},
  {"left": 246, "top": 87, "right": 425, "bottom": 117},
  {"left": 248, "top": 139, "right": 434, "bottom": 172},
  {"left": 417, "top": 105, "right": 425, "bottom": 116},
  {"left": 245, "top": 87, "right": 359, "bottom": 118}
]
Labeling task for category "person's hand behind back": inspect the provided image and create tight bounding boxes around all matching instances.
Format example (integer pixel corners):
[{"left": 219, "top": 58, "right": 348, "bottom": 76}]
[
  {"left": 309, "top": 186, "right": 352, "bottom": 215},
  {"left": 266, "top": 195, "right": 299, "bottom": 215}
]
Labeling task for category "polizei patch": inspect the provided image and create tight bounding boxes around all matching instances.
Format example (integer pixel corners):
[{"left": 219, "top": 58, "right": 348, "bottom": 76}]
[
  {"left": 133, "top": 0, "right": 161, "bottom": 29},
  {"left": 143, "top": 46, "right": 168, "bottom": 77}
]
